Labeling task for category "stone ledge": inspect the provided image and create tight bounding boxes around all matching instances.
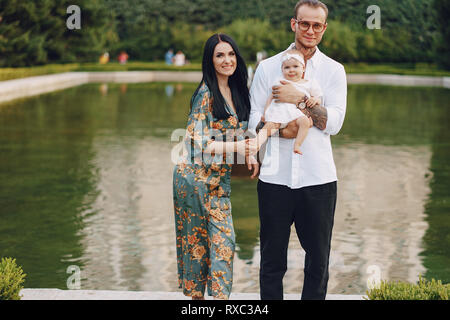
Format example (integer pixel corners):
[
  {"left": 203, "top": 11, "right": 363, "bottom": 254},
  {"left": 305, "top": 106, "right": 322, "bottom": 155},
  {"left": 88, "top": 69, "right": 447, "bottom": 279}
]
[
  {"left": 19, "top": 289, "right": 366, "bottom": 300},
  {"left": 347, "top": 73, "right": 450, "bottom": 87},
  {"left": 0, "top": 71, "right": 448, "bottom": 104}
]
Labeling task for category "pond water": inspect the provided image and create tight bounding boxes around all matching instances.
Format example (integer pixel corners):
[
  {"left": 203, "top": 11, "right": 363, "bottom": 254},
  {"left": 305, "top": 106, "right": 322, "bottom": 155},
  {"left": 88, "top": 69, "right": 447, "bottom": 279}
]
[{"left": 0, "top": 82, "right": 448, "bottom": 294}]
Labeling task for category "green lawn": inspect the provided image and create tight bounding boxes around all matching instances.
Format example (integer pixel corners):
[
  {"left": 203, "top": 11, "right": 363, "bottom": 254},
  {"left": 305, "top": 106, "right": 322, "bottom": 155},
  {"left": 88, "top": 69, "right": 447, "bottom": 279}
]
[
  {"left": 0, "top": 62, "right": 202, "bottom": 81},
  {"left": 1, "top": 61, "right": 449, "bottom": 82},
  {"left": 344, "top": 62, "right": 450, "bottom": 77}
]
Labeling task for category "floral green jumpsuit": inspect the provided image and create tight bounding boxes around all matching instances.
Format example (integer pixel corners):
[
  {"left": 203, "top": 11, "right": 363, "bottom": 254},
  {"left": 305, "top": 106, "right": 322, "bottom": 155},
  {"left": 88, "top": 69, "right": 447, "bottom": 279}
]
[{"left": 173, "top": 82, "right": 247, "bottom": 299}]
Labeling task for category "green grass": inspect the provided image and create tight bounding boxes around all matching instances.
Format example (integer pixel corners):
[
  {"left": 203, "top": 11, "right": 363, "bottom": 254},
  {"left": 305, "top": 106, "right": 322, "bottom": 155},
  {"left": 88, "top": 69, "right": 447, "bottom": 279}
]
[
  {"left": 0, "top": 64, "right": 80, "bottom": 82},
  {"left": 75, "top": 61, "right": 202, "bottom": 72},
  {"left": 344, "top": 62, "right": 450, "bottom": 77},
  {"left": 1, "top": 61, "right": 449, "bottom": 82},
  {"left": 0, "top": 61, "right": 202, "bottom": 81}
]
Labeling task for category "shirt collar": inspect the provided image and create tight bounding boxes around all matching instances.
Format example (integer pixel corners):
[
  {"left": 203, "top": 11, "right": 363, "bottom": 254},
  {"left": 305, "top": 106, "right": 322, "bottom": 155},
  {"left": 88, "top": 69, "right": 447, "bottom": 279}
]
[{"left": 285, "top": 43, "right": 322, "bottom": 69}]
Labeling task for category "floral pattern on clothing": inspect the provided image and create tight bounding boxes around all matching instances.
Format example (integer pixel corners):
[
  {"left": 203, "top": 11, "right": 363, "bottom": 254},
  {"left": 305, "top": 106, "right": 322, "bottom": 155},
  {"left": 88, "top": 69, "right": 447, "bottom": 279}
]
[{"left": 173, "top": 82, "right": 247, "bottom": 299}]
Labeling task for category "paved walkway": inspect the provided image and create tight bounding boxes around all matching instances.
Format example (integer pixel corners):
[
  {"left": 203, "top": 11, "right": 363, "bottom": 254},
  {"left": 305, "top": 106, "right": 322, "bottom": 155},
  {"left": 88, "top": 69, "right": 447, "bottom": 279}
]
[{"left": 20, "top": 289, "right": 365, "bottom": 300}]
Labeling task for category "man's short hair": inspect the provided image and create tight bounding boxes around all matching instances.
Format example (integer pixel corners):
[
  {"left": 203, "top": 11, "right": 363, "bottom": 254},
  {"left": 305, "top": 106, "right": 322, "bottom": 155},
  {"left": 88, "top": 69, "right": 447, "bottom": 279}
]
[{"left": 294, "top": 0, "right": 329, "bottom": 21}]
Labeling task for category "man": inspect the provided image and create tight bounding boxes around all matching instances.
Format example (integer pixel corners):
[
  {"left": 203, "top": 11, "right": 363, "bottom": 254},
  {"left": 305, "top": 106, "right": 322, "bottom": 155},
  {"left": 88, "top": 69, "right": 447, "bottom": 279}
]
[{"left": 249, "top": 0, "right": 347, "bottom": 300}]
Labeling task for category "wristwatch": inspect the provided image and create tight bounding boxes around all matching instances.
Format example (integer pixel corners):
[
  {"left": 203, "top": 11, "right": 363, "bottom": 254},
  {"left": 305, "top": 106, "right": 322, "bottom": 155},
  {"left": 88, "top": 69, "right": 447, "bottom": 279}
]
[{"left": 297, "top": 97, "right": 307, "bottom": 110}]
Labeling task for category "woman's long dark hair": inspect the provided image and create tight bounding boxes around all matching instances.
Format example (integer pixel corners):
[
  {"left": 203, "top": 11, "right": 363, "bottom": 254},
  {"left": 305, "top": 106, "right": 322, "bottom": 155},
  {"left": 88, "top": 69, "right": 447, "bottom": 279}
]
[{"left": 191, "top": 33, "right": 251, "bottom": 122}]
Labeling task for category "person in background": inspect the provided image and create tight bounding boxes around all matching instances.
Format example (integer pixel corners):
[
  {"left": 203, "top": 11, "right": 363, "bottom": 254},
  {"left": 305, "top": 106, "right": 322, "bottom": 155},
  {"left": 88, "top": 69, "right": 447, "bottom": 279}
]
[
  {"left": 165, "top": 49, "right": 174, "bottom": 65},
  {"left": 118, "top": 51, "right": 129, "bottom": 64},
  {"left": 99, "top": 52, "right": 109, "bottom": 64},
  {"left": 173, "top": 50, "right": 186, "bottom": 66}
]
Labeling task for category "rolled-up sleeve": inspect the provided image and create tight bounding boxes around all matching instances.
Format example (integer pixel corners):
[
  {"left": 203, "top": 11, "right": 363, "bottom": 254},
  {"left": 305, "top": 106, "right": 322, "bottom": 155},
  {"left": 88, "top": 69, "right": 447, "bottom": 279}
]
[
  {"left": 323, "top": 64, "right": 347, "bottom": 136},
  {"left": 249, "top": 64, "right": 270, "bottom": 134},
  {"left": 185, "top": 87, "right": 214, "bottom": 163}
]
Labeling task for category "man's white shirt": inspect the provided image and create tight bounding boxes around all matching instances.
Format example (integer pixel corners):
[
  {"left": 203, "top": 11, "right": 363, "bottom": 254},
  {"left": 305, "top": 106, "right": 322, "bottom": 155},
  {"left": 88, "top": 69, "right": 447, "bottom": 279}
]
[{"left": 249, "top": 43, "right": 347, "bottom": 189}]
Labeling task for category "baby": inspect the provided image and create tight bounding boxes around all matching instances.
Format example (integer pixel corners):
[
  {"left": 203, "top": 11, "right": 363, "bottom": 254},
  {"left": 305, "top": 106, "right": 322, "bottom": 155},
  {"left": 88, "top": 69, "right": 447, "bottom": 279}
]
[{"left": 256, "top": 49, "right": 323, "bottom": 154}]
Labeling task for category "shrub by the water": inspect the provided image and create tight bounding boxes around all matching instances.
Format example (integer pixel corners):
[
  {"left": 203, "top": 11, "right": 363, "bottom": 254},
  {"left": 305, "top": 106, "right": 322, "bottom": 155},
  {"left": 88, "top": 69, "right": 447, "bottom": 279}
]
[
  {"left": 0, "top": 257, "right": 26, "bottom": 300},
  {"left": 366, "top": 276, "right": 449, "bottom": 300}
]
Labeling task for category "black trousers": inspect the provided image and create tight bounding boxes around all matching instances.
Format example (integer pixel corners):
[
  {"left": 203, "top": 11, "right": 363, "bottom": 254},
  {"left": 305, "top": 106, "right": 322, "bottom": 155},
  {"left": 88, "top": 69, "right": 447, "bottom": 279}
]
[{"left": 257, "top": 179, "right": 337, "bottom": 300}]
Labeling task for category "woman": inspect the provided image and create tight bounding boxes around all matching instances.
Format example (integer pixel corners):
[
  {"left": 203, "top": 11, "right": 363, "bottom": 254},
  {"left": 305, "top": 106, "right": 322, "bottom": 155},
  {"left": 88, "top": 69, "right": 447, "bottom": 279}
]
[{"left": 173, "top": 34, "right": 258, "bottom": 300}]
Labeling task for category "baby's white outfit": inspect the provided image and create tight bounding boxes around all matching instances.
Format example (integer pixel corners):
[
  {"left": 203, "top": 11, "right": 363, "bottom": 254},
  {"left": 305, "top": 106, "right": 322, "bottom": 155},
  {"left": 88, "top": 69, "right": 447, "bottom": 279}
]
[{"left": 264, "top": 77, "right": 323, "bottom": 127}]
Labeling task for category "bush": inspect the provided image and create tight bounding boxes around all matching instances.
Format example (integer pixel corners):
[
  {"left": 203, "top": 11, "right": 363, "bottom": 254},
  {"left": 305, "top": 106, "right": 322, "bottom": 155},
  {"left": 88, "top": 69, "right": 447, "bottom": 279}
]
[
  {"left": 0, "top": 257, "right": 26, "bottom": 300},
  {"left": 222, "top": 19, "right": 291, "bottom": 62},
  {"left": 433, "top": 0, "right": 450, "bottom": 70},
  {"left": 365, "top": 276, "right": 450, "bottom": 300},
  {"left": 170, "top": 22, "right": 212, "bottom": 62},
  {"left": 320, "top": 20, "right": 359, "bottom": 63}
]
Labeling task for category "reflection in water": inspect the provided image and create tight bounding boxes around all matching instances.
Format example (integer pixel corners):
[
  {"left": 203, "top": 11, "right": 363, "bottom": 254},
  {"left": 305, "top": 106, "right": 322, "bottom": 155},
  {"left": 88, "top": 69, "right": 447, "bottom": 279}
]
[
  {"left": 99, "top": 83, "right": 108, "bottom": 96},
  {"left": 120, "top": 84, "right": 128, "bottom": 94},
  {"left": 232, "top": 144, "right": 431, "bottom": 294},
  {"left": 331, "top": 144, "right": 430, "bottom": 293},
  {"left": 79, "top": 135, "right": 178, "bottom": 291},
  {"left": 165, "top": 85, "right": 174, "bottom": 97},
  {"left": 175, "top": 83, "right": 183, "bottom": 93},
  {"left": 422, "top": 119, "right": 450, "bottom": 282},
  {"left": 77, "top": 137, "right": 430, "bottom": 294},
  {"left": 0, "top": 83, "right": 447, "bottom": 293}
]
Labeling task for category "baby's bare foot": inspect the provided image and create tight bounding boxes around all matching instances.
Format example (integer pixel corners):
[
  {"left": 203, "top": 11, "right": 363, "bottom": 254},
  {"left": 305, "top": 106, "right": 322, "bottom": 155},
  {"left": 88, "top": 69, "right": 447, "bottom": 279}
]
[{"left": 294, "top": 146, "right": 303, "bottom": 155}]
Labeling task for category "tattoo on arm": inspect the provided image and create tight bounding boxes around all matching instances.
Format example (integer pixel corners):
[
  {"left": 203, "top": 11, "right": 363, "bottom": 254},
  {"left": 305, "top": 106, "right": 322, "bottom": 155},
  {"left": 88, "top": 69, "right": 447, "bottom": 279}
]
[
  {"left": 305, "top": 105, "right": 327, "bottom": 130},
  {"left": 279, "top": 103, "right": 327, "bottom": 138}
]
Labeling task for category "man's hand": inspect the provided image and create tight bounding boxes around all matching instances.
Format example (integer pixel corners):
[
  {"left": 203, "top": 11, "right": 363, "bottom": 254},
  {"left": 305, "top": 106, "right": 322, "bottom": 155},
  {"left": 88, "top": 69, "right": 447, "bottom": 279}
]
[
  {"left": 272, "top": 80, "right": 305, "bottom": 104},
  {"left": 273, "top": 80, "right": 328, "bottom": 136}
]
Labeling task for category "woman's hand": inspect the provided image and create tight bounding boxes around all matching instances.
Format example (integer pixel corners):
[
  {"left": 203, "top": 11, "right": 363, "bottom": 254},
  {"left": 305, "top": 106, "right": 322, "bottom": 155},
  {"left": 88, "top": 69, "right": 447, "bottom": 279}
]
[
  {"left": 255, "top": 116, "right": 265, "bottom": 133},
  {"left": 246, "top": 138, "right": 259, "bottom": 156},
  {"left": 246, "top": 155, "right": 259, "bottom": 179},
  {"left": 236, "top": 139, "right": 258, "bottom": 157}
]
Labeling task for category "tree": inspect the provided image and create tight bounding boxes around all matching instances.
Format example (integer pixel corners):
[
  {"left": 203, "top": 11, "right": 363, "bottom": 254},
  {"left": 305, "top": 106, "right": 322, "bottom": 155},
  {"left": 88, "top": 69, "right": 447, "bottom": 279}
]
[
  {"left": 0, "top": 0, "right": 51, "bottom": 66},
  {"left": 433, "top": 0, "right": 450, "bottom": 69},
  {"left": 0, "top": 0, "right": 444, "bottom": 66},
  {"left": 0, "top": 0, "right": 116, "bottom": 67}
]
